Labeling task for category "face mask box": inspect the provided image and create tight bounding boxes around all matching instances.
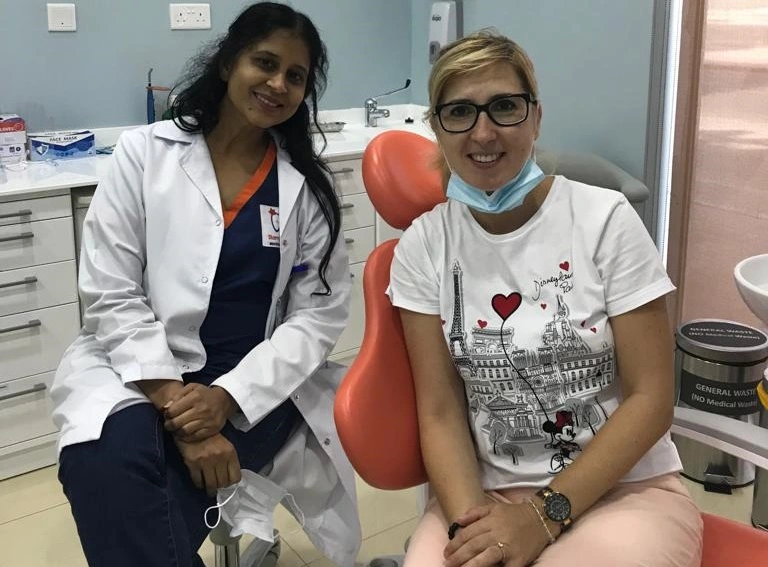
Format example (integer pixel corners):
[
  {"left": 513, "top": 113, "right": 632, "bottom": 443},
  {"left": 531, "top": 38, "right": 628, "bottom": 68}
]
[
  {"left": 29, "top": 130, "right": 95, "bottom": 161},
  {"left": 0, "top": 114, "right": 28, "bottom": 165}
]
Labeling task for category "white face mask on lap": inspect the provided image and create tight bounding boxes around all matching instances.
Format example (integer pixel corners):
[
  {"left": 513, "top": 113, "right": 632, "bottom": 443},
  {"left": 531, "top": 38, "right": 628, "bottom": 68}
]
[{"left": 204, "top": 469, "right": 305, "bottom": 543}]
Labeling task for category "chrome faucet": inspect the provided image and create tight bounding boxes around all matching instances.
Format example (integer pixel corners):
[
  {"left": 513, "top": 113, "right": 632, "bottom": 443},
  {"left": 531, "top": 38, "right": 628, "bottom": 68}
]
[{"left": 364, "top": 79, "right": 411, "bottom": 127}]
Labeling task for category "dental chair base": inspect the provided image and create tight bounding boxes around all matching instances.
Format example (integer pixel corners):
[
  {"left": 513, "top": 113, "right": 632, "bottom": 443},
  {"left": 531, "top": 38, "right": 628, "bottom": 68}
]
[{"left": 209, "top": 524, "right": 280, "bottom": 567}]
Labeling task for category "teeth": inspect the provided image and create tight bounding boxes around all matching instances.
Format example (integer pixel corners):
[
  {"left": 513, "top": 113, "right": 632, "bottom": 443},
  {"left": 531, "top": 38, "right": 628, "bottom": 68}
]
[
  {"left": 471, "top": 153, "right": 500, "bottom": 163},
  {"left": 255, "top": 93, "right": 279, "bottom": 108}
]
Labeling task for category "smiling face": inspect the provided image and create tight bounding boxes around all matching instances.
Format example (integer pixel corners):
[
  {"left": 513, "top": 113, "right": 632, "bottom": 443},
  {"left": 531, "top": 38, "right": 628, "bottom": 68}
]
[
  {"left": 220, "top": 29, "right": 310, "bottom": 129},
  {"left": 433, "top": 62, "right": 541, "bottom": 192}
]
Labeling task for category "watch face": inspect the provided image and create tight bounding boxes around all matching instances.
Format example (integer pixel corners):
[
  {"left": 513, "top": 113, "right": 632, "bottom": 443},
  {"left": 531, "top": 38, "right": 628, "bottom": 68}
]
[{"left": 544, "top": 493, "right": 571, "bottom": 522}]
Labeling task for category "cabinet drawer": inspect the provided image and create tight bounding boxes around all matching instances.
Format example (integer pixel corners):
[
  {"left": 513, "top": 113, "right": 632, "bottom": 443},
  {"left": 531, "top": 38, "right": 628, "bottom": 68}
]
[
  {"left": 0, "top": 195, "right": 71, "bottom": 227},
  {"left": 328, "top": 159, "right": 365, "bottom": 197},
  {"left": 0, "top": 303, "right": 80, "bottom": 384},
  {"left": 333, "top": 262, "right": 365, "bottom": 355},
  {"left": 343, "top": 226, "right": 375, "bottom": 265},
  {"left": 0, "top": 217, "right": 76, "bottom": 271},
  {"left": 340, "top": 193, "right": 375, "bottom": 231},
  {"left": 0, "top": 372, "right": 57, "bottom": 448},
  {"left": 0, "top": 260, "right": 78, "bottom": 317}
]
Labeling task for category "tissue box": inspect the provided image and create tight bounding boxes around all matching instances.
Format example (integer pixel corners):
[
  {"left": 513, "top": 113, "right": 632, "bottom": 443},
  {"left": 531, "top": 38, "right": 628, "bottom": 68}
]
[
  {"left": 29, "top": 130, "right": 95, "bottom": 161},
  {"left": 0, "top": 114, "right": 28, "bottom": 165}
]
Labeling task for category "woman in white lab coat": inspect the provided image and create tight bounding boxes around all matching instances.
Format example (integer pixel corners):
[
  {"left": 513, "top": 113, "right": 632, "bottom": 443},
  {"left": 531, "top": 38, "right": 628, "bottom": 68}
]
[{"left": 51, "top": 3, "right": 361, "bottom": 566}]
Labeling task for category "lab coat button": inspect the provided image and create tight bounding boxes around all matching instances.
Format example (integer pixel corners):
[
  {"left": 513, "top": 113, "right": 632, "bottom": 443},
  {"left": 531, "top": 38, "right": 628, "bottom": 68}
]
[
  {"left": 215, "top": 219, "right": 222, "bottom": 227},
  {"left": 293, "top": 394, "right": 299, "bottom": 401},
  {"left": 201, "top": 276, "right": 209, "bottom": 284},
  {"left": 182, "top": 364, "right": 190, "bottom": 370},
  {"left": 282, "top": 239, "right": 288, "bottom": 247},
  {"left": 323, "top": 438, "right": 331, "bottom": 446},
  {"left": 189, "top": 325, "right": 197, "bottom": 332}
]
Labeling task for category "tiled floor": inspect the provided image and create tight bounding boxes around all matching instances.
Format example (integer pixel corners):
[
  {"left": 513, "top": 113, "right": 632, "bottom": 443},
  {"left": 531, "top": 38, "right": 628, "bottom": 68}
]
[
  {"left": 0, "top": 464, "right": 421, "bottom": 567},
  {"left": 0, "top": 461, "right": 760, "bottom": 567}
]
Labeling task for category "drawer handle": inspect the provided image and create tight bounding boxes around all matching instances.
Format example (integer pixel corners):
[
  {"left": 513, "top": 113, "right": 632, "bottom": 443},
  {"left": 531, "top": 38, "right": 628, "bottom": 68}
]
[
  {"left": 344, "top": 238, "right": 355, "bottom": 244},
  {"left": 340, "top": 203, "right": 355, "bottom": 210},
  {"left": 0, "top": 319, "right": 42, "bottom": 335},
  {"left": 330, "top": 168, "right": 354, "bottom": 175},
  {"left": 0, "top": 231, "right": 34, "bottom": 243},
  {"left": 0, "top": 276, "right": 38, "bottom": 290},
  {"left": 0, "top": 382, "right": 47, "bottom": 402},
  {"left": 0, "top": 209, "right": 32, "bottom": 220}
]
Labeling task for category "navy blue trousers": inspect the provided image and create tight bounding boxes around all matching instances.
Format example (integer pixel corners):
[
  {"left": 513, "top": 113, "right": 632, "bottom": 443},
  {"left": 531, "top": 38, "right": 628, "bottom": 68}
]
[{"left": 59, "top": 398, "right": 299, "bottom": 567}]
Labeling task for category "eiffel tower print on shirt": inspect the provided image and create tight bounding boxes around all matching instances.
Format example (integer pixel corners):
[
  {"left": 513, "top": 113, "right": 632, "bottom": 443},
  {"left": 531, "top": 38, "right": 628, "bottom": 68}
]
[{"left": 448, "top": 261, "right": 477, "bottom": 378}]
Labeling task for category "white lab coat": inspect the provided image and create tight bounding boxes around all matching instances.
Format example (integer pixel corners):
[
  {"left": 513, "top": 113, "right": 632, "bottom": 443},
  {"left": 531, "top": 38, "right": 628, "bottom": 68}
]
[{"left": 51, "top": 120, "right": 362, "bottom": 566}]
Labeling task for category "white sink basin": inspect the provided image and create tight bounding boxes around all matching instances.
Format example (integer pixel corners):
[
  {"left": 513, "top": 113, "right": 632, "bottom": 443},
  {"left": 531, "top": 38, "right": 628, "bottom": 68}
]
[{"left": 734, "top": 253, "right": 768, "bottom": 326}]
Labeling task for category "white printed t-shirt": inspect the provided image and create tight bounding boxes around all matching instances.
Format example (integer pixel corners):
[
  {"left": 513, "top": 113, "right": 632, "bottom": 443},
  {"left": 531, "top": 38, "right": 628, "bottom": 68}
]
[{"left": 387, "top": 176, "right": 683, "bottom": 490}]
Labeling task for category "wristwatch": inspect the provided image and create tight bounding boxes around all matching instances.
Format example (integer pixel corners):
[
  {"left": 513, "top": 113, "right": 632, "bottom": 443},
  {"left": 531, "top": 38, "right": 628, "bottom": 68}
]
[{"left": 535, "top": 487, "right": 573, "bottom": 532}]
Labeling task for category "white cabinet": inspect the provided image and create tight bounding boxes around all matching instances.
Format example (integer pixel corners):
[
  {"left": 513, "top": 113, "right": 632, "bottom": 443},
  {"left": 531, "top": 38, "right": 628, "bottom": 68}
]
[
  {"left": 0, "top": 194, "right": 80, "bottom": 480},
  {"left": 343, "top": 226, "right": 375, "bottom": 265},
  {"left": 328, "top": 156, "right": 377, "bottom": 361},
  {"left": 333, "top": 262, "right": 365, "bottom": 355}
]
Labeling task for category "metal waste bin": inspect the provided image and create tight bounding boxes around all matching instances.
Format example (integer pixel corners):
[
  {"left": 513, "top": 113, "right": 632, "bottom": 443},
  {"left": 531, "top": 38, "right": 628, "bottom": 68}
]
[
  {"left": 673, "top": 319, "right": 768, "bottom": 490},
  {"left": 753, "top": 371, "right": 768, "bottom": 530}
]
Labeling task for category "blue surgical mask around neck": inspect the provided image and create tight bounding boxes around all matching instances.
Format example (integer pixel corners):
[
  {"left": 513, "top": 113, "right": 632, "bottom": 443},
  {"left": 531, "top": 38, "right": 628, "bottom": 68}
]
[{"left": 446, "top": 157, "right": 545, "bottom": 214}]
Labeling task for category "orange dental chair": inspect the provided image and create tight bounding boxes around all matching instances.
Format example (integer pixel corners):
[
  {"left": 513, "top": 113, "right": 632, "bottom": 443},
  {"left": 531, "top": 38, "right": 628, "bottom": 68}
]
[{"left": 334, "top": 130, "right": 768, "bottom": 567}]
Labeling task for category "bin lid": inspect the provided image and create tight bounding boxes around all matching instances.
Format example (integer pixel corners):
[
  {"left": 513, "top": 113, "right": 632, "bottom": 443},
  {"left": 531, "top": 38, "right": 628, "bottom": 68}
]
[{"left": 676, "top": 319, "right": 768, "bottom": 364}]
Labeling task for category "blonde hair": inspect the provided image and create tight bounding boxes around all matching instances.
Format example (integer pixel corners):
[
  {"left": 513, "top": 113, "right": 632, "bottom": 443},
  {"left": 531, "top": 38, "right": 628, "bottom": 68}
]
[{"left": 426, "top": 30, "right": 540, "bottom": 186}]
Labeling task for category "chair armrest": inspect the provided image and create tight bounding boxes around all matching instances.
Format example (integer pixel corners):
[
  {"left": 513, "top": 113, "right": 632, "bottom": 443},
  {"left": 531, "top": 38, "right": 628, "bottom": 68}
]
[
  {"left": 672, "top": 406, "right": 768, "bottom": 470},
  {"left": 536, "top": 149, "right": 650, "bottom": 204}
]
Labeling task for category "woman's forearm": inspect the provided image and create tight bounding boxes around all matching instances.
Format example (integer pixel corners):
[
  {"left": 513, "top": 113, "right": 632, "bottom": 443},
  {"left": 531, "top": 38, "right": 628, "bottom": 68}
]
[
  {"left": 420, "top": 408, "right": 488, "bottom": 525},
  {"left": 548, "top": 391, "right": 673, "bottom": 525},
  {"left": 399, "top": 309, "right": 488, "bottom": 525}
]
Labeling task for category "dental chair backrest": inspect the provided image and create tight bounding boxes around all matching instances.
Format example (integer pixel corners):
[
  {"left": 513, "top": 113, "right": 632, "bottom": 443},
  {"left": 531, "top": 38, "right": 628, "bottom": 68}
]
[{"left": 334, "top": 130, "right": 442, "bottom": 489}]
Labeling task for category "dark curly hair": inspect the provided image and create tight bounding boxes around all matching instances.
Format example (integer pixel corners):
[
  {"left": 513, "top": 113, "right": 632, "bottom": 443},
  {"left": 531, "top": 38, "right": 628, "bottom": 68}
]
[{"left": 171, "top": 2, "right": 339, "bottom": 294}]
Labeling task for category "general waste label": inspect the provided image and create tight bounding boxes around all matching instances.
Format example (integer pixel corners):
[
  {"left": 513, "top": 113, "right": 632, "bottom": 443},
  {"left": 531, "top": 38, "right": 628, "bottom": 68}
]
[
  {"left": 678, "top": 370, "right": 761, "bottom": 416},
  {"left": 680, "top": 321, "right": 766, "bottom": 350}
]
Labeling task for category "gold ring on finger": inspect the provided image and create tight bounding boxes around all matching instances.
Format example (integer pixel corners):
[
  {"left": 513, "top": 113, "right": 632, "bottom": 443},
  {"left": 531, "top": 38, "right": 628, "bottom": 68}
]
[{"left": 497, "top": 542, "right": 506, "bottom": 562}]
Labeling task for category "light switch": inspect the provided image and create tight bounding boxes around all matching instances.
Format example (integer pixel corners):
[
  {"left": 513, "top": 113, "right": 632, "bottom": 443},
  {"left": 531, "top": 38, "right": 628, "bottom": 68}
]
[{"left": 47, "top": 3, "right": 77, "bottom": 32}]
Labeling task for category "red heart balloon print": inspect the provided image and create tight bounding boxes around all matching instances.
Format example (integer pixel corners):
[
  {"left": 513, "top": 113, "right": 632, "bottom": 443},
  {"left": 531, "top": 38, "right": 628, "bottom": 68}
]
[
  {"left": 590, "top": 327, "right": 597, "bottom": 333},
  {"left": 559, "top": 261, "right": 570, "bottom": 271},
  {"left": 580, "top": 320, "right": 586, "bottom": 328},
  {"left": 491, "top": 293, "right": 522, "bottom": 321},
  {"left": 477, "top": 319, "right": 488, "bottom": 329},
  {"left": 540, "top": 303, "right": 547, "bottom": 310}
]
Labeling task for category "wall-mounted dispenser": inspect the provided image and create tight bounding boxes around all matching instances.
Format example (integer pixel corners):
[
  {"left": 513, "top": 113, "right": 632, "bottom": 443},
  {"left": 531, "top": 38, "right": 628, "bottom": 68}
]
[{"left": 429, "top": 1, "right": 463, "bottom": 64}]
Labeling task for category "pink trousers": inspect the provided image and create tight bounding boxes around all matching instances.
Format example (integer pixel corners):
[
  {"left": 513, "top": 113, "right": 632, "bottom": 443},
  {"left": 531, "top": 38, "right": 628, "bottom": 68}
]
[{"left": 403, "top": 473, "right": 703, "bottom": 567}]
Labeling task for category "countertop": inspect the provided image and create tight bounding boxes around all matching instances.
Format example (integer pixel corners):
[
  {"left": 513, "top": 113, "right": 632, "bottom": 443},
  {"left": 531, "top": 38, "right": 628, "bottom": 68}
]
[{"left": 0, "top": 104, "right": 433, "bottom": 202}]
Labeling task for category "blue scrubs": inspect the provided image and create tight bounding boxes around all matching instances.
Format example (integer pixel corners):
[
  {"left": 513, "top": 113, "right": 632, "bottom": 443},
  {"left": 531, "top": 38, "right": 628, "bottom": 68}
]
[{"left": 184, "top": 145, "right": 300, "bottom": 472}]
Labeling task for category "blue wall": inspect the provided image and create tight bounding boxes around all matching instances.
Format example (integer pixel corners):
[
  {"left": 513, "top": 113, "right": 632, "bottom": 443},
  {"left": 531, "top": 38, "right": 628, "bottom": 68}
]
[
  {"left": 3, "top": 0, "right": 657, "bottom": 182},
  {"left": 411, "top": 0, "right": 656, "bottom": 180},
  {"left": 0, "top": 0, "right": 412, "bottom": 131}
]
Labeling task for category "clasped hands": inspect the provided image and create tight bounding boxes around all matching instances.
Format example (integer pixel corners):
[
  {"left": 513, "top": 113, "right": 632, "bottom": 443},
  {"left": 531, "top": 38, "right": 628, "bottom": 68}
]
[
  {"left": 163, "top": 383, "right": 241, "bottom": 495},
  {"left": 444, "top": 500, "right": 556, "bottom": 567}
]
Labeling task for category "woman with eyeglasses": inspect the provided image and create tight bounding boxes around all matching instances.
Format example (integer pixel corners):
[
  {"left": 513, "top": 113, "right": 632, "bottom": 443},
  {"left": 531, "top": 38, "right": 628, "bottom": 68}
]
[{"left": 387, "top": 31, "right": 703, "bottom": 567}]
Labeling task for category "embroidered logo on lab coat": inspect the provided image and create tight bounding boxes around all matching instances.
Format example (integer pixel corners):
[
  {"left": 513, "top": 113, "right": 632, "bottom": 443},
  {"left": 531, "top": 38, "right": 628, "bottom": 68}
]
[{"left": 261, "top": 205, "right": 280, "bottom": 248}]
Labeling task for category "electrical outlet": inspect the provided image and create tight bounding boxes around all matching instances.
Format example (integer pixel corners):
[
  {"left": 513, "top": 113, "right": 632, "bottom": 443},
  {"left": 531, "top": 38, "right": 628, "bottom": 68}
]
[
  {"left": 170, "top": 3, "right": 211, "bottom": 30},
  {"left": 47, "top": 3, "right": 76, "bottom": 32}
]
